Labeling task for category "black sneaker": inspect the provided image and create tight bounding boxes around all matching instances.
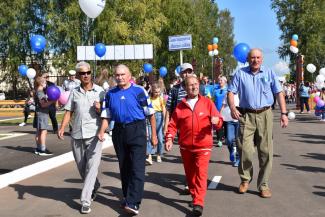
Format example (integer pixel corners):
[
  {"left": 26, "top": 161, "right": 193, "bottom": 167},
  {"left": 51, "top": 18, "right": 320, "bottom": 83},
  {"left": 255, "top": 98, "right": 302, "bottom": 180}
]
[
  {"left": 80, "top": 204, "right": 91, "bottom": 214},
  {"left": 193, "top": 205, "right": 203, "bottom": 216},
  {"left": 34, "top": 148, "right": 41, "bottom": 155},
  {"left": 124, "top": 203, "right": 139, "bottom": 215},
  {"left": 38, "top": 149, "right": 53, "bottom": 156}
]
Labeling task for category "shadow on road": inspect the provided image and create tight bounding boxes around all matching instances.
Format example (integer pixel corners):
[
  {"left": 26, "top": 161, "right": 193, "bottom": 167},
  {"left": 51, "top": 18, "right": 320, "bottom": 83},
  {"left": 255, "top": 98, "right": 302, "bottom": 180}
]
[
  {"left": 301, "top": 153, "right": 325, "bottom": 161},
  {"left": 281, "top": 163, "right": 325, "bottom": 173},
  {"left": 1, "top": 145, "right": 35, "bottom": 154},
  {"left": 313, "top": 185, "right": 325, "bottom": 197}
]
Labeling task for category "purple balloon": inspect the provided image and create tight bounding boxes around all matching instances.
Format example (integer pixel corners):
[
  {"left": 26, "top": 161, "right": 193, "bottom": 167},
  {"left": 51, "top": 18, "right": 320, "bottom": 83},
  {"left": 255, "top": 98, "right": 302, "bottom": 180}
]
[
  {"left": 316, "top": 99, "right": 325, "bottom": 107},
  {"left": 46, "top": 85, "right": 61, "bottom": 101}
]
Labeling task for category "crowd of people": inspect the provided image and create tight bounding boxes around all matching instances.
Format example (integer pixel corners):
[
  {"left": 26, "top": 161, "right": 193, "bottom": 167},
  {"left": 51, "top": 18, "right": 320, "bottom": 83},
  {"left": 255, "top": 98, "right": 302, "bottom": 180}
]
[{"left": 24, "top": 48, "right": 325, "bottom": 216}]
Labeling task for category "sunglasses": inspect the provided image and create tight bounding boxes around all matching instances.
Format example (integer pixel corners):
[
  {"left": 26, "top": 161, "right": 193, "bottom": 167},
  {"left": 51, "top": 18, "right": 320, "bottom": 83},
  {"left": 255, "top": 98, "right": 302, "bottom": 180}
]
[{"left": 79, "top": 71, "right": 91, "bottom": 76}]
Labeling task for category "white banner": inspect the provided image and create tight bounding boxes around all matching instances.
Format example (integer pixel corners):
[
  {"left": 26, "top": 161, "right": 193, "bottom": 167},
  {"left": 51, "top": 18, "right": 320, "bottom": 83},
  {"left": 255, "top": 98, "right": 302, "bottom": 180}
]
[{"left": 168, "top": 35, "right": 192, "bottom": 51}]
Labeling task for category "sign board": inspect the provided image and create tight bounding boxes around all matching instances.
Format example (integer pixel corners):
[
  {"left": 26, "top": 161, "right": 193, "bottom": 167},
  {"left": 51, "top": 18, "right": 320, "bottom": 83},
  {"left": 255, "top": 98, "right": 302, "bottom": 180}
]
[
  {"left": 168, "top": 35, "right": 192, "bottom": 51},
  {"left": 77, "top": 44, "right": 153, "bottom": 61}
]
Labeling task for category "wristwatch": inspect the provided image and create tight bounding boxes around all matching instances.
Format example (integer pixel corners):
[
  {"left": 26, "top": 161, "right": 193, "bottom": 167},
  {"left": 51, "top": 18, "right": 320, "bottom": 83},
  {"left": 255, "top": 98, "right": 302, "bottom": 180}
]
[{"left": 281, "top": 112, "right": 288, "bottom": 116}]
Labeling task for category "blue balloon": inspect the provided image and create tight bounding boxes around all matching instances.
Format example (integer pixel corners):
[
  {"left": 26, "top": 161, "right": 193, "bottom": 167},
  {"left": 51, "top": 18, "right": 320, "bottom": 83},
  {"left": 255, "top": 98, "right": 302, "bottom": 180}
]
[
  {"left": 159, "top": 66, "right": 168, "bottom": 77},
  {"left": 292, "top": 34, "right": 299, "bottom": 41},
  {"left": 213, "top": 37, "right": 219, "bottom": 44},
  {"left": 18, "top": 65, "right": 28, "bottom": 76},
  {"left": 46, "top": 85, "right": 61, "bottom": 101},
  {"left": 143, "top": 63, "right": 153, "bottom": 73},
  {"left": 30, "top": 35, "right": 46, "bottom": 53},
  {"left": 233, "top": 43, "right": 250, "bottom": 63},
  {"left": 176, "top": 65, "right": 181, "bottom": 73},
  {"left": 94, "top": 43, "right": 106, "bottom": 57}
]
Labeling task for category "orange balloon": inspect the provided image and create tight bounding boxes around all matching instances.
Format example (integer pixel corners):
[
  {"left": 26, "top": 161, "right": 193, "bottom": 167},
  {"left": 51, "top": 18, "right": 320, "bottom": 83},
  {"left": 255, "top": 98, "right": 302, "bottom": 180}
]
[
  {"left": 208, "top": 44, "right": 213, "bottom": 51},
  {"left": 212, "top": 44, "right": 218, "bottom": 50},
  {"left": 290, "top": 39, "right": 298, "bottom": 47}
]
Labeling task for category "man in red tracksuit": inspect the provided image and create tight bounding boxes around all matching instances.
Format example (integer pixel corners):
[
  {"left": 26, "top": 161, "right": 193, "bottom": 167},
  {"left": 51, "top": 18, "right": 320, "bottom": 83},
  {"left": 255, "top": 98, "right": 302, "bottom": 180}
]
[{"left": 165, "top": 75, "right": 223, "bottom": 216}]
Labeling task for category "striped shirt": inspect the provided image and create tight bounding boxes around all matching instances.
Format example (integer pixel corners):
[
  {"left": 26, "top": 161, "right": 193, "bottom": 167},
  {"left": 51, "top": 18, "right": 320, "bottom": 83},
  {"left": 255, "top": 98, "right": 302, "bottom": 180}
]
[{"left": 166, "top": 83, "right": 187, "bottom": 114}]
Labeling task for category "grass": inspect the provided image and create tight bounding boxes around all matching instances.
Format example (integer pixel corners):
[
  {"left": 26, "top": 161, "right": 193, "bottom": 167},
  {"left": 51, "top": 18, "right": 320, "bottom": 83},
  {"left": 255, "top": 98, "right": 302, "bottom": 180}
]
[{"left": 0, "top": 113, "right": 64, "bottom": 126}]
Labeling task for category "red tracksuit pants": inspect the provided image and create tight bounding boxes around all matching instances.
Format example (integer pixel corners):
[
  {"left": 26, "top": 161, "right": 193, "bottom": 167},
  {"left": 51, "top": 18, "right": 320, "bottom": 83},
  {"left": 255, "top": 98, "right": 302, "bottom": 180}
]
[{"left": 180, "top": 148, "right": 211, "bottom": 207}]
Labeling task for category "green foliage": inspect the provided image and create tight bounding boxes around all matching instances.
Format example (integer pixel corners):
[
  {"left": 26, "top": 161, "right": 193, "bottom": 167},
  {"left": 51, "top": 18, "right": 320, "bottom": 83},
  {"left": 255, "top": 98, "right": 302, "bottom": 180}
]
[
  {"left": 271, "top": 0, "right": 325, "bottom": 81},
  {"left": 0, "top": 0, "right": 236, "bottom": 95}
]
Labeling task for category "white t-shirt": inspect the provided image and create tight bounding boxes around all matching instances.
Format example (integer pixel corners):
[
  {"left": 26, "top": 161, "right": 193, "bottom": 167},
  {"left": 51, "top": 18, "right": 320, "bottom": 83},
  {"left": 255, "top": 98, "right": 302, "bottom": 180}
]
[
  {"left": 186, "top": 97, "right": 198, "bottom": 111},
  {"left": 221, "top": 94, "right": 239, "bottom": 122}
]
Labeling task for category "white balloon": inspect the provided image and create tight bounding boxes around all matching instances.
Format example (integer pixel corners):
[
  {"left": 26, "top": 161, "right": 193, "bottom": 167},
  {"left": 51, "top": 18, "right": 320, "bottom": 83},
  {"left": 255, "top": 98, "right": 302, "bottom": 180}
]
[
  {"left": 306, "top": 63, "right": 316, "bottom": 73},
  {"left": 213, "top": 49, "right": 219, "bottom": 56},
  {"left": 289, "top": 45, "right": 299, "bottom": 54},
  {"left": 315, "top": 82, "right": 324, "bottom": 90},
  {"left": 316, "top": 74, "right": 325, "bottom": 83},
  {"left": 319, "top": 68, "right": 325, "bottom": 76},
  {"left": 79, "top": 0, "right": 106, "bottom": 19},
  {"left": 288, "top": 112, "right": 295, "bottom": 120},
  {"left": 102, "top": 81, "right": 109, "bottom": 91},
  {"left": 27, "top": 68, "right": 36, "bottom": 79},
  {"left": 208, "top": 51, "right": 214, "bottom": 57}
]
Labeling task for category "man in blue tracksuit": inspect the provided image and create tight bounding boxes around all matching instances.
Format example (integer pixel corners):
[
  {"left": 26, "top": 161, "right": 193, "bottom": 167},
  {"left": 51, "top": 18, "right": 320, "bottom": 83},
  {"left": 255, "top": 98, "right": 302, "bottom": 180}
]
[{"left": 98, "top": 64, "right": 157, "bottom": 215}]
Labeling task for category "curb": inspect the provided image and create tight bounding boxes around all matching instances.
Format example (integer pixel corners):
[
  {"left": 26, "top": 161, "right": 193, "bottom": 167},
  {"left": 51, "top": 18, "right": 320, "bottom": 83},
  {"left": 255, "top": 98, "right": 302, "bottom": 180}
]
[{"left": 0, "top": 134, "right": 112, "bottom": 189}]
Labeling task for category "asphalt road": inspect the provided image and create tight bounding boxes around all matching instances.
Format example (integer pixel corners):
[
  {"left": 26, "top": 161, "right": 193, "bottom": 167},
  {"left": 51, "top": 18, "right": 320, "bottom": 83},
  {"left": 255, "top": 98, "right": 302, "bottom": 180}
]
[{"left": 0, "top": 107, "right": 324, "bottom": 217}]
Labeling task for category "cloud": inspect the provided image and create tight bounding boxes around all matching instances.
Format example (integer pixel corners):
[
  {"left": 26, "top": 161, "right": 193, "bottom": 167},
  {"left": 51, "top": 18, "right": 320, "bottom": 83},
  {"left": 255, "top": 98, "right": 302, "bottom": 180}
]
[{"left": 273, "top": 61, "right": 290, "bottom": 76}]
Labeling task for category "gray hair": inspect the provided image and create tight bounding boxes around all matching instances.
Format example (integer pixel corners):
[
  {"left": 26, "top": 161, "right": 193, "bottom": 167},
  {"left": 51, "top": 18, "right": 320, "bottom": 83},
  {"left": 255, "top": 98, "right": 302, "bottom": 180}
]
[
  {"left": 248, "top": 48, "right": 263, "bottom": 59},
  {"left": 114, "top": 64, "right": 131, "bottom": 75},
  {"left": 75, "top": 61, "right": 91, "bottom": 72}
]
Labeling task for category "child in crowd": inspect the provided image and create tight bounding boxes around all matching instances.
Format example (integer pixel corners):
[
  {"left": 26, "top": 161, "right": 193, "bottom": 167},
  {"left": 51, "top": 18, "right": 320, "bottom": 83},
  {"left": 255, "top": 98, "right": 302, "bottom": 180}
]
[
  {"left": 19, "top": 91, "right": 35, "bottom": 126},
  {"left": 146, "top": 83, "right": 166, "bottom": 164},
  {"left": 33, "top": 75, "right": 56, "bottom": 156}
]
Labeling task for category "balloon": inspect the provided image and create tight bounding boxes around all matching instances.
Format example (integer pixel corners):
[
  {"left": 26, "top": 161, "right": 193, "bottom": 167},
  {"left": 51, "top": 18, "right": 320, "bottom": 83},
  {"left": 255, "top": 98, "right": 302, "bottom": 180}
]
[
  {"left": 143, "top": 63, "right": 153, "bottom": 73},
  {"left": 213, "top": 49, "right": 219, "bottom": 56},
  {"left": 288, "top": 111, "right": 295, "bottom": 120},
  {"left": 212, "top": 44, "right": 218, "bottom": 50},
  {"left": 79, "top": 0, "right": 106, "bottom": 19},
  {"left": 26, "top": 68, "right": 36, "bottom": 79},
  {"left": 175, "top": 65, "right": 181, "bottom": 76},
  {"left": 315, "top": 92, "right": 321, "bottom": 96},
  {"left": 207, "top": 44, "right": 213, "bottom": 51},
  {"left": 159, "top": 66, "right": 167, "bottom": 77},
  {"left": 233, "top": 43, "right": 250, "bottom": 63},
  {"left": 102, "top": 82, "right": 109, "bottom": 91},
  {"left": 18, "top": 65, "right": 28, "bottom": 76},
  {"left": 292, "top": 34, "right": 299, "bottom": 41},
  {"left": 213, "top": 37, "right": 219, "bottom": 44},
  {"left": 315, "top": 82, "right": 324, "bottom": 90},
  {"left": 319, "top": 68, "right": 325, "bottom": 76},
  {"left": 94, "top": 43, "right": 106, "bottom": 57},
  {"left": 208, "top": 51, "right": 214, "bottom": 57},
  {"left": 306, "top": 64, "right": 316, "bottom": 73},
  {"left": 290, "top": 39, "right": 297, "bottom": 47},
  {"left": 316, "top": 100, "right": 325, "bottom": 107},
  {"left": 313, "top": 96, "right": 320, "bottom": 103},
  {"left": 58, "top": 91, "right": 70, "bottom": 105},
  {"left": 289, "top": 45, "right": 299, "bottom": 54},
  {"left": 46, "top": 85, "right": 61, "bottom": 101},
  {"left": 316, "top": 74, "right": 325, "bottom": 83},
  {"left": 30, "top": 35, "right": 47, "bottom": 53},
  {"left": 164, "top": 94, "right": 168, "bottom": 102}
]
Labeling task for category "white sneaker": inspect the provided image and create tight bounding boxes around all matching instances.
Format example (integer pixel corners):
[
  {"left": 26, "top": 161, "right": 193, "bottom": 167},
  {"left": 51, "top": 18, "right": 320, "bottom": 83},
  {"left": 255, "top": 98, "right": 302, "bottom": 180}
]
[
  {"left": 157, "top": 155, "right": 162, "bottom": 163},
  {"left": 320, "top": 119, "right": 325, "bottom": 122},
  {"left": 27, "top": 115, "right": 32, "bottom": 119},
  {"left": 146, "top": 155, "right": 153, "bottom": 165},
  {"left": 19, "top": 122, "right": 26, "bottom": 127}
]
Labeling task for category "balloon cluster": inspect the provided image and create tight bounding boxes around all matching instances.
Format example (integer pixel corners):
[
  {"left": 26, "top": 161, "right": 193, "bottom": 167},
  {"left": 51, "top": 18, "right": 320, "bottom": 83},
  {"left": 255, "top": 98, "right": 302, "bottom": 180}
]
[
  {"left": 233, "top": 43, "right": 250, "bottom": 63},
  {"left": 315, "top": 68, "right": 325, "bottom": 90},
  {"left": 289, "top": 34, "right": 299, "bottom": 54},
  {"left": 143, "top": 63, "right": 168, "bottom": 77},
  {"left": 208, "top": 37, "right": 219, "bottom": 57}
]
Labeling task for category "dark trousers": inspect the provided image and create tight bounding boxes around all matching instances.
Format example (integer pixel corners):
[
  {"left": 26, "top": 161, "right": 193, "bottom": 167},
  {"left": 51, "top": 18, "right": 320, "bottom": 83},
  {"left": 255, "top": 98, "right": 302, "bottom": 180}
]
[
  {"left": 49, "top": 107, "right": 58, "bottom": 131},
  {"left": 112, "top": 120, "right": 147, "bottom": 206},
  {"left": 23, "top": 107, "right": 30, "bottom": 123},
  {"left": 300, "top": 97, "right": 310, "bottom": 112}
]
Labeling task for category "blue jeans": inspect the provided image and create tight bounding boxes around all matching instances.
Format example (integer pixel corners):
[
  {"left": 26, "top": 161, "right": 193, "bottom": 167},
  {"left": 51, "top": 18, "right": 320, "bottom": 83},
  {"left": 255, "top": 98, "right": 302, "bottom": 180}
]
[
  {"left": 322, "top": 112, "right": 325, "bottom": 120},
  {"left": 146, "top": 112, "right": 164, "bottom": 155},
  {"left": 225, "top": 121, "right": 239, "bottom": 153}
]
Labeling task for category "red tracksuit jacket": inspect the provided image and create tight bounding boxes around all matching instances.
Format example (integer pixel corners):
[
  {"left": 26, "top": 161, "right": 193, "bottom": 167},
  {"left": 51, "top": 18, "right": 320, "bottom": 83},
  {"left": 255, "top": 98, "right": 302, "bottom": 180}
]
[{"left": 166, "top": 94, "right": 223, "bottom": 151}]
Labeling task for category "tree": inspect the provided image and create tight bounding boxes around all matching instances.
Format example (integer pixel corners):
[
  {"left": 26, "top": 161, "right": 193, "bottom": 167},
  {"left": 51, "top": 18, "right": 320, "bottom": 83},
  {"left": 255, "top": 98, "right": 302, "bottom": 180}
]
[{"left": 271, "top": 0, "right": 325, "bottom": 81}]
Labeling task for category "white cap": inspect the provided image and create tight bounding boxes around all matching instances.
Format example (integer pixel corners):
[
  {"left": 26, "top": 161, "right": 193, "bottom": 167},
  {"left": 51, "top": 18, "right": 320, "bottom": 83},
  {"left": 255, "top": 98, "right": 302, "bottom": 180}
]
[
  {"left": 180, "top": 63, "right": 193, "bottom": 72},
  {"left": 68, "top": 70, "right": 76, "bottom": 75}
]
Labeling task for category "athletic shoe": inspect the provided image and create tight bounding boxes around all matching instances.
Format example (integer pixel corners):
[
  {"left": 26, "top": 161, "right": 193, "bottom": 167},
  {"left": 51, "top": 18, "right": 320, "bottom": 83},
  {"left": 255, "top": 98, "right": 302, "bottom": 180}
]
[
  {"left": 146, "top": 155, "right": 153, "bottom": 165},
  {"left": 193, "top": 205, "right": 203, "bottom": 216},
  {"left": 157, "top": 155, "right": 162, "bottom": 163},
  {"left": 80, "top": 204, "right": 91, "bottom": 214},
  {"left": 19, "top": 122, "right": 26, "bottom": 127},
  {"left": 233, "top": 159, "right": 240, "bottom": 167},
  {"left": 34, "top": 148, "right": 41, "bottom": 155},
  {"left": 27, "top": 115, "right": 32, "bottom": 119},
  {"left": 217, "top": 141, "right": 223, "bottom": 147},
  {"left": 38, "top": 149, "right": 53, "bottom": 156},
  {"left": 124, "top": 203, "right": 139, "bottom": 215}
]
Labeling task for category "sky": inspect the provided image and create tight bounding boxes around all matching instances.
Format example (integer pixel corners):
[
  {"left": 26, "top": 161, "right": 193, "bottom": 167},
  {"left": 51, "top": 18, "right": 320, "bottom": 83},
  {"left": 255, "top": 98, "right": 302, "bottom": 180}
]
[{"left": 216, "top": 0, "right": 285, "bottom": 69}]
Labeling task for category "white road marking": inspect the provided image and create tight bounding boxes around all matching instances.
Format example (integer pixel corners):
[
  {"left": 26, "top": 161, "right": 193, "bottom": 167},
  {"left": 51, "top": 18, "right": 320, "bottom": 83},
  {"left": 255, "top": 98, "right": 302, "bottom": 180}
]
[
  {"left": 0, "top": 133, "right": 112, "bottom": 189},
  {"left": 0, "top": 133, "right": 28, "bottom": 140},
  {"left": 208, "top": 175, "right": 222, "bottom": 189}
]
